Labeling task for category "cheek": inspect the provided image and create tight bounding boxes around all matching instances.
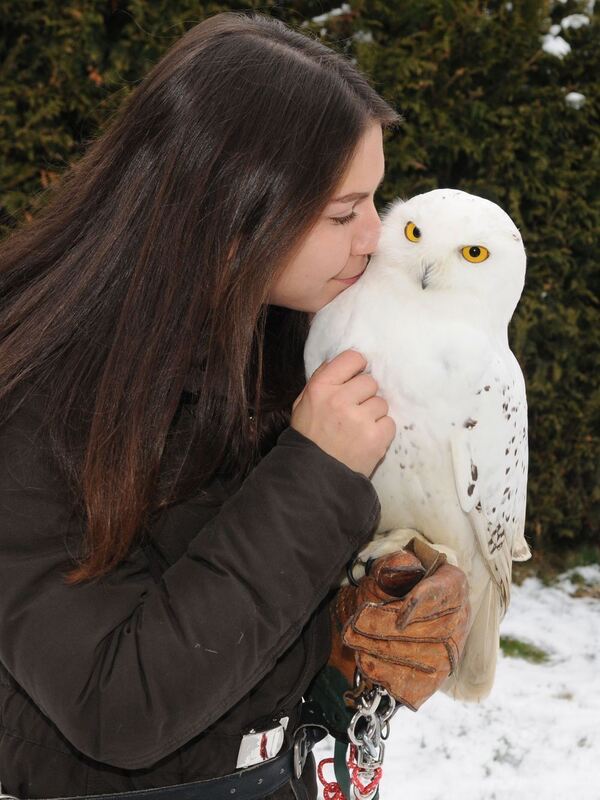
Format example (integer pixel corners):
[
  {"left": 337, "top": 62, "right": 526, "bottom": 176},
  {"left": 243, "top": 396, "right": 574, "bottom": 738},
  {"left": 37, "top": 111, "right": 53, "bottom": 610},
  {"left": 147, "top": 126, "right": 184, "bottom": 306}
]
[
  {"left": 309, "top": 226, "right": 352, "bottom": 274},
  {"left": 269, "top": 223, "right": 353, "bottom": 305}
]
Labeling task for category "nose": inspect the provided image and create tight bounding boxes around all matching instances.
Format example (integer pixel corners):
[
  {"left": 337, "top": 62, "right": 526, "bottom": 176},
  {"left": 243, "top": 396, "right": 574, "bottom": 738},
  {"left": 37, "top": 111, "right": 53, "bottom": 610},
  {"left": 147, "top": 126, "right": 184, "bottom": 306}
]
[{"left": 352, "top": 205, "right": 382, "bottom": 258}]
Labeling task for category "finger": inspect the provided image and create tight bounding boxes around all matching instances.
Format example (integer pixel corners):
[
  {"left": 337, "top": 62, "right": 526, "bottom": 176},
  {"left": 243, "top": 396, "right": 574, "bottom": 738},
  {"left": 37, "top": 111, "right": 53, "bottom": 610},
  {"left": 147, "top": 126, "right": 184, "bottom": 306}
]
[
  {"left": 357, "top": 394, "right": 389, "bottom": 420},
  {"left": 313, "top": 349, "right": 368, "bottom": 387},
  {"left": 375, "top": 414, "right": 397, "bottom": 440},
  {"left": 308, "top": 357, "right": 331, "bottom": 378},
  {"left": 390, "top": 576, "right": 468, "bottom": 627},
  {"left": 375, "top": 562, "right": 426, "bottom": 598},
  {"left": 354, "top": 575, "right": 390, "bottom": 605},
  {"left": 345, "top": 600, "right": 420, "bottom": 640},
  {"left": 336, "top": 373, "right": 380, "bottom": 406}
]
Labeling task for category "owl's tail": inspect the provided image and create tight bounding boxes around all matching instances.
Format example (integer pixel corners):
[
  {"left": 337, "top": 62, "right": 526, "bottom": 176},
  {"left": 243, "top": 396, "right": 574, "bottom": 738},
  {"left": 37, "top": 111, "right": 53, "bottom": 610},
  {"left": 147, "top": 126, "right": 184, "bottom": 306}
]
[{"left": 441, "top": 562, "right": 499, "bottom": 702}]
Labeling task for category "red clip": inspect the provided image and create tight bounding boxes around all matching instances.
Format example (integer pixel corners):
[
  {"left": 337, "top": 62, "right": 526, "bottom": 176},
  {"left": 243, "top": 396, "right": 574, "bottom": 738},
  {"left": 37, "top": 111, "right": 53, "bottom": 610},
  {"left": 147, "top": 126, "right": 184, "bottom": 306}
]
[{"left": 317, "top": 745, "right": 383, "bottom": 800}]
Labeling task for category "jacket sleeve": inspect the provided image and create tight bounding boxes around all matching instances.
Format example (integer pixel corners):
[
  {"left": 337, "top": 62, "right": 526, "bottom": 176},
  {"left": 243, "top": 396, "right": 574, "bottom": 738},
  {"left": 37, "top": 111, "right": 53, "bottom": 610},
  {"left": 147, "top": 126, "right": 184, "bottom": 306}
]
[{"left": 0, "top": 391, "right": 381, "bottom": 770}]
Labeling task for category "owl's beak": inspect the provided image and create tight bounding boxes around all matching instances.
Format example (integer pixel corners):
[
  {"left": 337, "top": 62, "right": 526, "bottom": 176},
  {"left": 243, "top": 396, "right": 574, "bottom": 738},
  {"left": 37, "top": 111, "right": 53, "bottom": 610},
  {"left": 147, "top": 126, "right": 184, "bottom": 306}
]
[{"left": 421, "top": 263, "right": 433, "bottom": 290}]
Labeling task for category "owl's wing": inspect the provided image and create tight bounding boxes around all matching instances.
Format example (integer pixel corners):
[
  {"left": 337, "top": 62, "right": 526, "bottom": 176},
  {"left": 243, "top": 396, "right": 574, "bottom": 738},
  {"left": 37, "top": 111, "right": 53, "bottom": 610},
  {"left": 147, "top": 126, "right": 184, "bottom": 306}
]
[{"left": 450, "top": 348, "right": 530, "bottom": 615}]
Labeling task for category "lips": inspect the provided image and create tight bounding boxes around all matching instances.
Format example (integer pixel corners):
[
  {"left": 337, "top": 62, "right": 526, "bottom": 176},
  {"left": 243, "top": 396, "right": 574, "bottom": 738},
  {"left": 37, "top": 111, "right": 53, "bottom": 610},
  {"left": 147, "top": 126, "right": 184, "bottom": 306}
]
[
  {"left": 335, "top": 256, "right": 371, "bottom": 283},
  {"left": 335, "top": 269, "right": 366, "bottom": 284}
]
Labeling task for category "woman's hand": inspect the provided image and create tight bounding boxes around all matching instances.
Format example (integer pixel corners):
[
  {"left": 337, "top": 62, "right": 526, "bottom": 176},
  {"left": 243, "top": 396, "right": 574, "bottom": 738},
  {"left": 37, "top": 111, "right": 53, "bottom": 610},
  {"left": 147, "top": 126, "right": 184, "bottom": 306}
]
[
  {"left": 329, "top": 538, "right": 471, "bottom": 711},
  {"left": 290, "top": 349, "right": 396, "bottom": 479}
]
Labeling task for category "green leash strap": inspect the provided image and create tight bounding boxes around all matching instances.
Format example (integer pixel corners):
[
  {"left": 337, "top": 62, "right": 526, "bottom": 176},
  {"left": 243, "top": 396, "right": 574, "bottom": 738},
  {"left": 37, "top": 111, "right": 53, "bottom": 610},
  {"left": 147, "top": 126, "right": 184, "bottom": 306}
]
[
  {"left": 334, "top": 739, "right": 352, "bottom": 799},
  {"left": 305, "top": 664, "right": 354, "bottom": 742},
  {"left": 333, "top": 739, "right": 379, "bottom": 800}
]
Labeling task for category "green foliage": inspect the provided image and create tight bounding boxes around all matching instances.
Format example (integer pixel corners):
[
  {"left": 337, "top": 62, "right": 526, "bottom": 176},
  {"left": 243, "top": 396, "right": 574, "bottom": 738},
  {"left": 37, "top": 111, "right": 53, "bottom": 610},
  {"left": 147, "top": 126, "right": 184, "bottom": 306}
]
[
  {"left": 1, "top": 1, "right": 598, "bottom": 551},
  {"left": 500, "top": 635, "right": 551, "bottom": 663},
  {"left": 0, "top": 0, "right": 267, "bottom": 220}
]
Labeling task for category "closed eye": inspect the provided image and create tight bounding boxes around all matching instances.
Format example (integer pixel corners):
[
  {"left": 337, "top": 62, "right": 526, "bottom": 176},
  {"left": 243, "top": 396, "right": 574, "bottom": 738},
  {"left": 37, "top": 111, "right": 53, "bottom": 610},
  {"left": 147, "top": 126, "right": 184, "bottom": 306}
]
[
  {"left": 329, "top": 170, "right": 385, "bottom": 225},
  {"left": 332, "top": 212, "right": 358, "bottom": 225}
]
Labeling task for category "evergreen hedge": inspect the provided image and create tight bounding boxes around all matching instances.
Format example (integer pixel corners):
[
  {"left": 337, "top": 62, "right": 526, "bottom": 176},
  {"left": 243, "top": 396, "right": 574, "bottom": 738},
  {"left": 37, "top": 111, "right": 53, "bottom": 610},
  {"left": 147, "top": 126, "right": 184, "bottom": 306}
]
[{"left": 1, "top": 1, "right": 598, "bottom": 553}]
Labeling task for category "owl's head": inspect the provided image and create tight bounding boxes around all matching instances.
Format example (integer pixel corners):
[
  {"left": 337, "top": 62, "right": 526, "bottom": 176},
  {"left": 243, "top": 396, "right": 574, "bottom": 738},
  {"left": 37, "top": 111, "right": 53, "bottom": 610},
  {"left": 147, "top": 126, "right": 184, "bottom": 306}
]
[{"left": 374, "top": 189, "right": 526, "bottom": 324}]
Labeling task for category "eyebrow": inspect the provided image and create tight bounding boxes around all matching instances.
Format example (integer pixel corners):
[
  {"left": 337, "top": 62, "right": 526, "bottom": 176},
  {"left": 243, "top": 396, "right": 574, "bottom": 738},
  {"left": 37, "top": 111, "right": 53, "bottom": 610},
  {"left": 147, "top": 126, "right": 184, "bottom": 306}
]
[{"left": 330, "top": 170, "right": 386, "bottom": 203}]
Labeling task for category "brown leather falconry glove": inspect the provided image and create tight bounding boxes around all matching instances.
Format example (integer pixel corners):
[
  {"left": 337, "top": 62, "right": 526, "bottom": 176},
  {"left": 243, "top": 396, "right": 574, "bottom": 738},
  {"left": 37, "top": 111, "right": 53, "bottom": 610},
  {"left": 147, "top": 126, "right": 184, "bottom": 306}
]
[{"left": 330, "top": 537, "right": 470, "bottom": 712}]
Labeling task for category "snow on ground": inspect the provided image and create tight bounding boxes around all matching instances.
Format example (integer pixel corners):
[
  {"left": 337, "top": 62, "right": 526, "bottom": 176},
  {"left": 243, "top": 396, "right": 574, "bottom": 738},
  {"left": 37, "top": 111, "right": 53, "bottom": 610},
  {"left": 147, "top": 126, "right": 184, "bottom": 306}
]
[{"left": 314, "top": 565, "right": 600, "bottom": 800}]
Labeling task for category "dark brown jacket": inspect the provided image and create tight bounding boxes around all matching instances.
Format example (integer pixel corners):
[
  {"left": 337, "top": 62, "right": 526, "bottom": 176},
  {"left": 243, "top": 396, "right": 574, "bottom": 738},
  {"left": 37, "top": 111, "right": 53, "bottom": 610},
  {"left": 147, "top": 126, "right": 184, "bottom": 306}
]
[{"left": 0, "top": 383, "right": 381, "bottom": 799}]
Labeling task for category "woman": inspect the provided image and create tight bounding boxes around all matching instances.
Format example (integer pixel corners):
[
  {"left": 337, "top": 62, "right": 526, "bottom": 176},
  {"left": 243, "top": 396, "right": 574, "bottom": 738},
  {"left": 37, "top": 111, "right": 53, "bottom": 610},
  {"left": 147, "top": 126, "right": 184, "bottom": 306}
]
[{"left": 0, "top": 11, "right": 468, "bottom": 800}]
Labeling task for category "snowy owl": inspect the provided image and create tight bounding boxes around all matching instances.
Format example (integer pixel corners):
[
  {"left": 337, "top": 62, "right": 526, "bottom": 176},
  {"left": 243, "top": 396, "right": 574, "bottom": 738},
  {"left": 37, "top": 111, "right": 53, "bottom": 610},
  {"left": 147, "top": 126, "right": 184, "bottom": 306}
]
[{"left": 304, "top": 188, "right": 531, "bottom": 702}]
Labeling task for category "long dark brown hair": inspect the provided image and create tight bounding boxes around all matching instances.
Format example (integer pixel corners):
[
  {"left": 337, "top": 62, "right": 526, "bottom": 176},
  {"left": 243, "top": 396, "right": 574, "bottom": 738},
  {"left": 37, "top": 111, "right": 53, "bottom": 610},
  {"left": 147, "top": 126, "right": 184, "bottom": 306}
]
[{"left": 0, "top": 11, "right": 401, "bottom": 583}]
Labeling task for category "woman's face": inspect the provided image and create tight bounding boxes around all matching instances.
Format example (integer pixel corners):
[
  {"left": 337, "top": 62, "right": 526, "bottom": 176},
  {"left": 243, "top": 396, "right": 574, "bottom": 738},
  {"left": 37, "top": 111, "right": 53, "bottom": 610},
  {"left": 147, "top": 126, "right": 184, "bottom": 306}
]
[{"left": 267, "top": 122, "right": 385, "bottom": 315}]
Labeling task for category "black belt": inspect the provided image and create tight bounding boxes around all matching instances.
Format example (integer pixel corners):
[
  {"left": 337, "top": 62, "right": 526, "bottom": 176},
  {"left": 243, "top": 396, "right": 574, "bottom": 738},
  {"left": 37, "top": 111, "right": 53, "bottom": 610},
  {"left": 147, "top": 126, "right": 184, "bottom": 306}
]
[{"left": 11, "top": 718, "right": 328, "bottom": 800}]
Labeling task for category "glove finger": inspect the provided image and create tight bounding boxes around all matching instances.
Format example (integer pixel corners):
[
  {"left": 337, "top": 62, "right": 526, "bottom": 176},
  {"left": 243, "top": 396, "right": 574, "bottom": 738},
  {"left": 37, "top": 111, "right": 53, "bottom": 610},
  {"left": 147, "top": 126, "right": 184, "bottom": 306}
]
[
  {"left": 387, "top": 563, "right": 469, "bottom": 626},
  {"left": 354, "top": 556, "right": 450, "bottom": 608},
  {"left": 369, "top": 551, "right": 426, "bottom": 597},
  {"left": 357, "top": 560, "right": 468, "bottom": 620},
  {"left": 348, "top": 600, "right": 419, "bottom": 639},
  {"left": 355, "top": 652, "right": 450, "bottom": 712},
  {"left": 344, "top": 630, "right": 448, "bottom": 668},
  {"left": 354, "top": 575, "right": 397, "bottom": 605},
  {"left": 349, "top": 573, "right": 468, "bottom": 639},
  {"left": 344, "top": 602, "right": 465, "bottom": 646}
]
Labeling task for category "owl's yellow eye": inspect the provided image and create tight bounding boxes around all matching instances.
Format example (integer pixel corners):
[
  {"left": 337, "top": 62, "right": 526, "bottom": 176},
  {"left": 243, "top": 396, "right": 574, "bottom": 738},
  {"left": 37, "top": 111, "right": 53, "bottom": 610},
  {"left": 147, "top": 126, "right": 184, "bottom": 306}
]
[
  {"left": 461, "top": 245, "right": 489, "bottom": 263},
  {"left": 404, "top": 221, "right": 421, "bottom": 242}
]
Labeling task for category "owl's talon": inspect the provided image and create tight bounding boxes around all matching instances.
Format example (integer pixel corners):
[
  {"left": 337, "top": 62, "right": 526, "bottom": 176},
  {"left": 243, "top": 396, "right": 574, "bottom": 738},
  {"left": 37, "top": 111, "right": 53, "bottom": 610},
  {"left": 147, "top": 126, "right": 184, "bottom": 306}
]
[
  {"left": 364, "top": 557, "right": 376, "bottom": 576},
  {"left": 346, "top": 557, "right": 363, "bottom": 587}
]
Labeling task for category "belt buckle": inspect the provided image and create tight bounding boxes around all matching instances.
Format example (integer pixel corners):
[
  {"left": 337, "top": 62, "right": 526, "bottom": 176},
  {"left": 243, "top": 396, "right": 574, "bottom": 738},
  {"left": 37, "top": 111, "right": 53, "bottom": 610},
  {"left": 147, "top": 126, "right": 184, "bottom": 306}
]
[
  {"left": 293, "top": 727, "right": 309, "bottom": 780},
  {"left": 236, "top": 717, "right": 289, "bottom": 769}
]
